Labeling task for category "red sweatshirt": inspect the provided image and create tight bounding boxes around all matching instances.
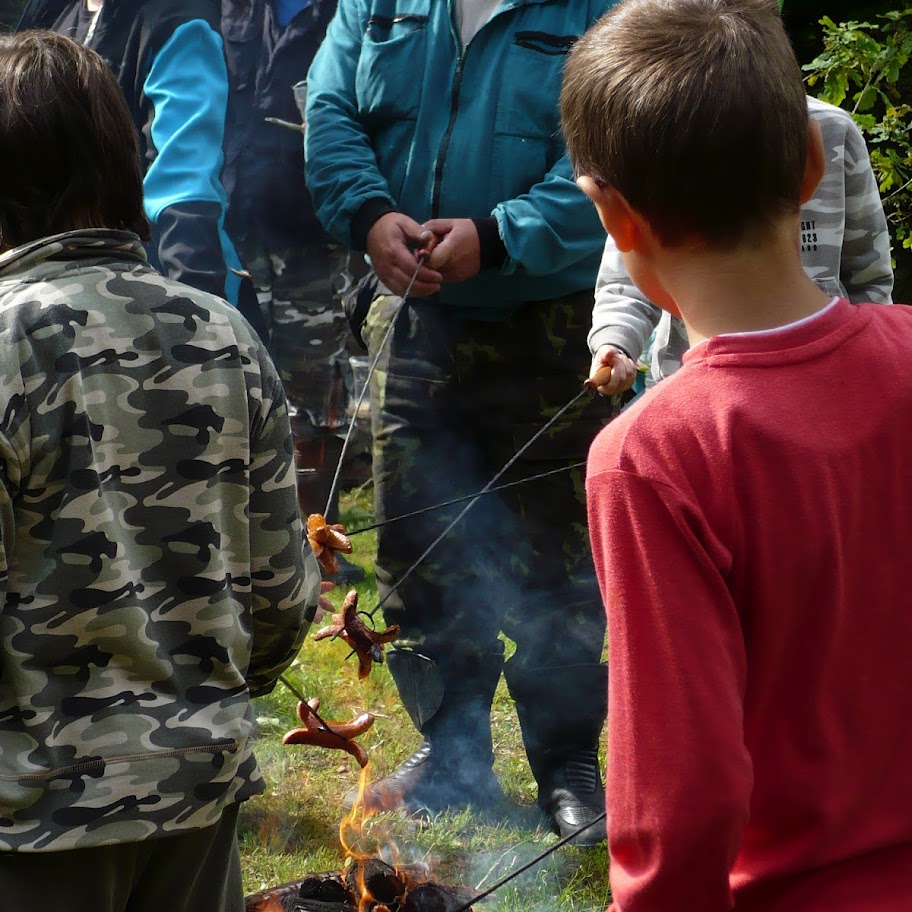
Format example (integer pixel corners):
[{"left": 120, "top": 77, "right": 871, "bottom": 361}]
[{"left": 587, "top": 299, "right": 912, "bottom": 911}]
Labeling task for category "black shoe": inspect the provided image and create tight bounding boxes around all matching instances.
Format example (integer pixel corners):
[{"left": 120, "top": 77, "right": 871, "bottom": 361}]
[
  {"left": 344, "top": 741, "right": 431, "bottom": 812},
  {"left": 539, "top": 750, "right": 606, "bottom": 846},
  {"left": 344, "top": 741, "right": 508, "bottom": 818}
]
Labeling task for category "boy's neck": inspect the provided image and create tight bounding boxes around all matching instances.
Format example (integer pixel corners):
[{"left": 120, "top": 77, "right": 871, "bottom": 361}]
[{"left": 661, "top": 218, "right": 832, "bottom": 346}]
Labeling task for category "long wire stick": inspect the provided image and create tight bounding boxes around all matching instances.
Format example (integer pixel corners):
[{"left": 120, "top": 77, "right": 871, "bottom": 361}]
[
  {"left": 280, "top": 674, "right": 307, "bottom": 703},
  {"left": 449, "top": 811, "right": 608, "bottom": 912},
  {"left": 368, "top": 387, "right": 590, "bottom": 617},
  {"left": 346, "top": 461, "right": 586, "bottom": 536},
  {"left": 323, "top": 257, "right": 427, "bottom": 517}
]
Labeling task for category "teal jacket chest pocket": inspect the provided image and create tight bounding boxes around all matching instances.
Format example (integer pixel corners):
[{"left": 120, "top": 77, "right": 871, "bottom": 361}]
[
  {"left": 494, "top": 32, "right": 577, "bottom": 140},
  {"left": 355, "top": 15, "right": 428, "bottom": 122}
]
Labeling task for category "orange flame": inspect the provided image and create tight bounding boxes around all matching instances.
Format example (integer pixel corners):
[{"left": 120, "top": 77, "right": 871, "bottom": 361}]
[
  {"left": 341, "top": 763, "right": 382, "bottom": 912},
  {"left": 340, "top": 763, "right": 377, "bottom": 861},
  {"left": 340, "top": 763, "right": 434, "bottom": 912}
]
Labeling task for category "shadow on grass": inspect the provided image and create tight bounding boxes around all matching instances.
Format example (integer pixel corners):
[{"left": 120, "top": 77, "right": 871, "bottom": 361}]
[{"left": 239, "top": 799, "right": 342, "bottom": 858}]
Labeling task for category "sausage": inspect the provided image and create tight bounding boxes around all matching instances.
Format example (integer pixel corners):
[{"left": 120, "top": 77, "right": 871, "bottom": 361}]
[
  {"left": 282, "top": 726, "right": 369, "bottom": 768},
  {"left": 283, "top": 699, "right": 375, "bottom": 768},
  {"left": 295, "top": 700, "right": 375, "bottom": 739},
  {"left": 313, "top": 590, "right": 399, "bottom": 680},
  {"left": 307, "top": 513, "right": 354, "bottom": 576}
]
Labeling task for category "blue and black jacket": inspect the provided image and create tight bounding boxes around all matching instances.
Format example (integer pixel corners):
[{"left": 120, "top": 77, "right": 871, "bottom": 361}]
[
  {"left": 221, "top": 0, "right": 337, "bottom": 251},
  {"left": 305, "top": 0, "right": 616, "bottom": 319},
  {"left": 19, "top": 0, "right": 248, "bottom": 306}
]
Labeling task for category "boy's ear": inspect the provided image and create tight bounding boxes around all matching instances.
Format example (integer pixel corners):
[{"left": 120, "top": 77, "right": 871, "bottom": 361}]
[
  {"left": 799, "top": 118, "right": 825, "bottom": 205},
  {"left": 577, "top": 176, "right": 641, "bottom": 252}
]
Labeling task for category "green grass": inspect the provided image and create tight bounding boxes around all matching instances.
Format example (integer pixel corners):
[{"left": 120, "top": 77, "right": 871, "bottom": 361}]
[{"left": 240, "top": 485, "right": 611, "bottom": 911}]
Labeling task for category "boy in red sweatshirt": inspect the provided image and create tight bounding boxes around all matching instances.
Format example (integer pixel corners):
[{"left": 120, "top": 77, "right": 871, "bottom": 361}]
[{"left": 561, "top": 0, "right": 912, "bottom": 909}]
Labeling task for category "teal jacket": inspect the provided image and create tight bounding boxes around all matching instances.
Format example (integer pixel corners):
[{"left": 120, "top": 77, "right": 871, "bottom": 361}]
[{"left": 305, "top": 0, "right": 616, "bottom": 318}]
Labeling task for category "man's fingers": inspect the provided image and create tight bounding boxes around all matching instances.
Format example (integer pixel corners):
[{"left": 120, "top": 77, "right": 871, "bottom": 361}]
[
  {"left": 406, "top": 262, "right": 443, "bottom": 297},
  {"left": 400, "top": 220, "right": 436, "bottom": 248},
  {"left": 426, "top": 238, "right": 452, "bottom": 271},
  {"left": 595, "top": 373, "right": 626, "bottom": 396},
  {"left": 409, "top": 278, "right": 443, "bottom": 297},
  {"left": 421, "top": 219, "right": 452, "bottom": 235},
  {"left": 416, "top": 232, "right": 439, "bottom": 260},
  {"left": 386, "top": 245, "right": 431, "bottom": 279},
  {"left": 382, "top": 263, "right": 442, "bottom": 297}
]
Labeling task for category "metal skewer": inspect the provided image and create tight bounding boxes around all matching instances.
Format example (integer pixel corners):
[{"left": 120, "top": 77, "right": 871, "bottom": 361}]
[
  {"left": 448, "top": 811, "right": 609, "bottom": 912},
  {"left": 279, "top": 674, "right": 358, "bottom": 742},
  {"left": 265, "top": 116, "right": 306, "bottom": 133},
  {"left": 346, "top": 462, "right": 586, "bottom": 536},
  {"left": 368, "top": 386, "right": 592, "bottom": 618},
  {"left": 323, "top": 252, "right": 431, "bottom": 518},
  {"left": 280, "top": 674, "right": 308, "bottom": 703}
]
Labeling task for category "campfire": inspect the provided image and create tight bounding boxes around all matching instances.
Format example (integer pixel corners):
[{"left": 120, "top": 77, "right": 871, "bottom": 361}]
[
  {"left": 244, "top": 767, "right": 477, "bottom": 912},
  {"left": 243, "top": 859, "right": 476, "bottom": 912}
]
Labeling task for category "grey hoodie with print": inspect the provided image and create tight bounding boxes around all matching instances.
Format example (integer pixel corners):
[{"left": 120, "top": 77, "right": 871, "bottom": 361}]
[{"left": 587, "top": 96, "right": 894, "bottom": 384}]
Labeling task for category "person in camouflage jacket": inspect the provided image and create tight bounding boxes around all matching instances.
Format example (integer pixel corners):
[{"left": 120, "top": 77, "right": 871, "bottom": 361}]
[{"left": 0, "top": 31, "right": 319, "bottom": 912}]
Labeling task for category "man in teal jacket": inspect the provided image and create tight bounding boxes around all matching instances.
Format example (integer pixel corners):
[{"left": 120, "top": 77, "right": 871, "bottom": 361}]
[{"left": 306, "top": 0, "right": 616, "bottom": 843}]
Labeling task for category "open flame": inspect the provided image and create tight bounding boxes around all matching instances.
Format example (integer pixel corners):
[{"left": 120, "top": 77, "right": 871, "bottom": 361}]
[
  {"left": 244, "top": 766, "right": 471, "bottom": 912},
  {"left": 339, "top": 764, "right": 434, "bottom": 912},
  {"left": 340, "top": 764, "right": 381, "bottom": 872},
  {"left": 241, "top": 755, "right": 470, "bottom": 912}
]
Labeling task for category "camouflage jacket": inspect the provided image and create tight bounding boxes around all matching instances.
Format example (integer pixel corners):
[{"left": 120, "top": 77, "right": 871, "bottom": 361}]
[
  {"left": 0, "top": 230, "right": 320, "bottom": 852},
  {"left": 589, "top": 96, "right": 894, "bottom": 384}
]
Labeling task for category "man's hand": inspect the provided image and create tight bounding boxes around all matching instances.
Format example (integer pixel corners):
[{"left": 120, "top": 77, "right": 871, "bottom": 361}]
[
  {"left": 588, "top": 345, "right": 638, "bottom": 396},
  {"left": 422, "top": 218, "right": 481, "bottom": 284},
  {"left": 367, "top": 213, "right": 443, "bottom": 297}
]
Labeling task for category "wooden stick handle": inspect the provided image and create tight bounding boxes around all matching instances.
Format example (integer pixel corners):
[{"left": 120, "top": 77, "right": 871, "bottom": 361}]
[{"left": 584, "top": 364, "right": 614, "bottom": 391}]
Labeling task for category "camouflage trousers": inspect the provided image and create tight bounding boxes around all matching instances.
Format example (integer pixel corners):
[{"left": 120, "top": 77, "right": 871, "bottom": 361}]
[
  {"left": 237, "top": 239, "right": 357, "bottom": 438},
  {"left": 0, "top": 803, "right": 243, "bottom": 912},
  {"left": 364, "top": 290, "right": 613, "bottom": 670}
]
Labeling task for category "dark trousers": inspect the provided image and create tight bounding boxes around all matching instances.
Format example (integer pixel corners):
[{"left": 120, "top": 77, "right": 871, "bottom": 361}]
[
  {"left": 364, "top": 291, "right": 611, "bottom": 671},
  {"left": 0, "top": 803, "right": 244, "bottom": 912},
  {"left": 235, "top": 237, "right": 355, "bottom": 436}
]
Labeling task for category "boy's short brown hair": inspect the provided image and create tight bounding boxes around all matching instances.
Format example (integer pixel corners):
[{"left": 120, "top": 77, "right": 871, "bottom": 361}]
[
  {"left": 0, "top": 30, "right": 149, "bottom": 249},
  {"left": 561, "top": 0, "right": 808, "bottom": 248}
]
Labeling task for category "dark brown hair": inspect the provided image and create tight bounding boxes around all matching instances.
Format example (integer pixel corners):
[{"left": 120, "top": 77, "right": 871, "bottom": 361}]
[
  {"left": 0, "top": 30, "right": 149, "bottom": 248},
  {"left": 561, "top": 0, "right": 808, "bottom": 248}
]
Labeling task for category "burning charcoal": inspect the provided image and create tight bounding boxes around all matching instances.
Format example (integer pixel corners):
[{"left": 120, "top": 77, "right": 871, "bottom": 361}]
[
  {"left": 246, "top": 869, "right": 475, "bottom": 912},
  {"left": 297, "top": 875, "right": 353, "bottom": 904},
  {"left": 246, "top": 874, "right": 354, "bottom": 912},
  {"left": 344, "top": 859, "right": 406, "bottom": 906},
  {"left": 404, "top": 885, "right": 473, "bottom": 912},
  {"left": 390, "top": 863, "right": 431, "bottom": 892}
]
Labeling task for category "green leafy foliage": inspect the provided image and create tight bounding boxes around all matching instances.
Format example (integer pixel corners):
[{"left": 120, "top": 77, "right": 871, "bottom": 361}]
[{"left": 804, "top": 9, "right": 912, "bottom": 251}]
